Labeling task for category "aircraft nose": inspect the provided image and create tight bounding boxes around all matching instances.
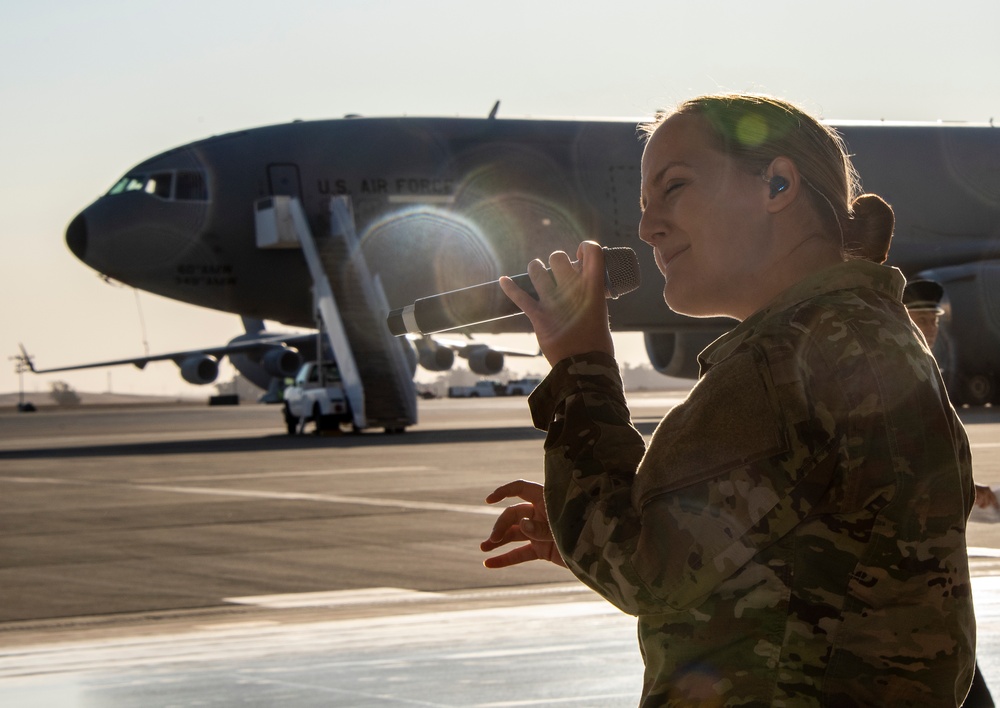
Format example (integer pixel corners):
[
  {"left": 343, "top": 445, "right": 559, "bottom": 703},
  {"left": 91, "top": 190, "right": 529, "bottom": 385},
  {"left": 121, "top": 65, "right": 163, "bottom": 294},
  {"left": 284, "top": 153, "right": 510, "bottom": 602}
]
[{"left": 66, "top": 212, "right": 87, "bottom": 261}]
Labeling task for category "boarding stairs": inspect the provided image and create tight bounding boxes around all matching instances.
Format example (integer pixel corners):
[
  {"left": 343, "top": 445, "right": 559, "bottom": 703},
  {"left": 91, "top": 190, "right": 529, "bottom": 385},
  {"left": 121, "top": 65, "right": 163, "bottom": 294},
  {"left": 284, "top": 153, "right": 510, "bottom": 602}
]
[{"left": 254, "top": 195, "right": 417, "bottom": 432}]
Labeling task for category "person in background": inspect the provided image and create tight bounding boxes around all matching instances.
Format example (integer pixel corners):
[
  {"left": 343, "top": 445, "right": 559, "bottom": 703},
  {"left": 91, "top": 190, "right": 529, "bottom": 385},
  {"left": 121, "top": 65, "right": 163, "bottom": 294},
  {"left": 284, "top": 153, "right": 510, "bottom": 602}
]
[
  {"left": 903, "top": 278, "right": 997, "bottom": 708},
  {"left": 903, "top": 278, "right": 998, "bottom": 513},
  {"left": 903, "top": 278, "right": 946, "bottom": 348},
  {"left": 482, "top": 93, "right": 976, "bottom": 706}
]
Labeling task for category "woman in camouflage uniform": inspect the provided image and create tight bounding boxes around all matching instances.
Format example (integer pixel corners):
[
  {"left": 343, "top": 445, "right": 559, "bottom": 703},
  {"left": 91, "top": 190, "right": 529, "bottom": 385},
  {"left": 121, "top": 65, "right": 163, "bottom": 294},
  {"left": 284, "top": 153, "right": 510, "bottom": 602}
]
[{"left": 482, "top": 94, "right": 976, "bottom": 707}]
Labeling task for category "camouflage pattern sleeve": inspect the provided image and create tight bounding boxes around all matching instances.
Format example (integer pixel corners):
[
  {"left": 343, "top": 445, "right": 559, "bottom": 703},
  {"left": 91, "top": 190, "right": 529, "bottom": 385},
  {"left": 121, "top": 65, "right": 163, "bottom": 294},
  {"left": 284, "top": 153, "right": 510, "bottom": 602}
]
[{"left": 527, "top": 352, "right": 649, "bottom": 608}]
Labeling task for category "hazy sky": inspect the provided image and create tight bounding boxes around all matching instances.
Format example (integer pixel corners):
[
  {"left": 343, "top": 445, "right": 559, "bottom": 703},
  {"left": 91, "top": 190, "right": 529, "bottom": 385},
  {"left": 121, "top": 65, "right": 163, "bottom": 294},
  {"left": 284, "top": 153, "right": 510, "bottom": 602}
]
[{"left": 2, "top": 0, "right": 998, "bottom": 398}]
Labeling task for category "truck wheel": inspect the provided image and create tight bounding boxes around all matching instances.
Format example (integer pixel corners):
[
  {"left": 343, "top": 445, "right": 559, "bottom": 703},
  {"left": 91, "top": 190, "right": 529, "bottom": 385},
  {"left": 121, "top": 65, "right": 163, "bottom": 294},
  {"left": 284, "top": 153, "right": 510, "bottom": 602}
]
[
  {"left": 283, "top": 404, "right": 297, "bottom": 435},
  {"left": 312, "top": 403, "right": 326, "bottom": 433}
]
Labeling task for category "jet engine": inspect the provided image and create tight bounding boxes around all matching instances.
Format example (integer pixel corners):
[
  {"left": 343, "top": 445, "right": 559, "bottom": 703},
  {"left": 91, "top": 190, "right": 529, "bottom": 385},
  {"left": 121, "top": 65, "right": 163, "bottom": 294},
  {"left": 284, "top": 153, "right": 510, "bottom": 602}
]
[
  {"left": 412, "top": 338, "right": 455, "bottom": 372},
  {"left": 261, "top": 346, "right": 303, "bottom": 378},
  {"left": 467, "top": 347, "right": 504, "bottom": 376},
  {"left": 643, "top": 331, "right": 726, "bottom": 380},
  {"left": 179, "top": 354, "right": 220, "bottom": 385}
]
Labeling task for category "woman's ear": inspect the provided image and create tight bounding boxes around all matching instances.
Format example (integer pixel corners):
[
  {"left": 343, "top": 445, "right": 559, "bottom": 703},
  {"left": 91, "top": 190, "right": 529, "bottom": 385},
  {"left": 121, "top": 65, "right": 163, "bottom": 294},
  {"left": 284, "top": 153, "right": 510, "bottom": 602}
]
[{"left": 763, "top": 157, "right": 799, "bottom": 213}]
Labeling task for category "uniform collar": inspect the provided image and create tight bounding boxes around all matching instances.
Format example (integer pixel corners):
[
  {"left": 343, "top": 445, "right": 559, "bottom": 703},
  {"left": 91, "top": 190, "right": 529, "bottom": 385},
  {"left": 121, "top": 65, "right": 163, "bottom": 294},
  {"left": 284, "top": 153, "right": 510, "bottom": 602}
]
[{"left": 698, "top": 260, "right": 906, "bottom": 372}]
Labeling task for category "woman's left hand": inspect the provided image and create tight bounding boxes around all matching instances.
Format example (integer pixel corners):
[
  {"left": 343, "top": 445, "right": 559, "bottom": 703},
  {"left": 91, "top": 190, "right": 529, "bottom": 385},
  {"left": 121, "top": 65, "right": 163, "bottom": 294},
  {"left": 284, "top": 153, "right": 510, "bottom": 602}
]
[
  {"left": 976, "top": 483, "right": 999, "bottom": 509},
  {"left": 480, "top": 479, "right": 566, "bottom": 568}
]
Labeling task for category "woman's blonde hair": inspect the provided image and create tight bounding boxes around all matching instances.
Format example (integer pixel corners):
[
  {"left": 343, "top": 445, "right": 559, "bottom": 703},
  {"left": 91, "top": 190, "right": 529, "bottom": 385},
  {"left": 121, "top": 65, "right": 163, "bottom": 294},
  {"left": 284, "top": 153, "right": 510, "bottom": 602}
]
[{"left": 641, "top": 93, "right": 894, "bottom": 263}]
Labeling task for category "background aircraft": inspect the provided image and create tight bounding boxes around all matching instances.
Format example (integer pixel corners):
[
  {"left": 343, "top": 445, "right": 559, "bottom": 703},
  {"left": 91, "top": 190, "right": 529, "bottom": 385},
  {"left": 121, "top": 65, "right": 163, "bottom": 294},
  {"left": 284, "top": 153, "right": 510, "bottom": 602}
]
[
  {"left": 21, "top": 319, "right": 537, "bottom": 402},
  {"left": 45, "top": 111, "right": 1000, "bottom": 410}
]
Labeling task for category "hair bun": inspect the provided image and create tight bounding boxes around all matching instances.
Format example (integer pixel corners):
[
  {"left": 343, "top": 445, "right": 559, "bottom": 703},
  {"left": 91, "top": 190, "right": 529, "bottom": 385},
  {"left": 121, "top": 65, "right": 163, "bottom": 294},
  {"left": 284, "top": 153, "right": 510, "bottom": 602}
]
[{"left": 845, "top": 193, "right": 895, "bottom": 263}]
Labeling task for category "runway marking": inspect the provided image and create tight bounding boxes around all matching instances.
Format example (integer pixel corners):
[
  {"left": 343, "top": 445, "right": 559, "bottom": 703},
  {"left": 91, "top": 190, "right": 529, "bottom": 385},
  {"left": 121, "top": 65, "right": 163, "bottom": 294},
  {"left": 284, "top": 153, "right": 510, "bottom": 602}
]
[
  {"left": 0, "top": 428, "right": 282, "bottom": 450},
  {"left": 143, "top": 466, "right": 432, "bottom": 483},
  {"left": 133, "top": 482, "right": 501, "bottom": 515},
  {"left": 0, "top": 476, "right": 70, "bottom": 485},
  {"left": 227, "top": 587, "right": 445, "bottom": 608},
  {"left": 474, "top": 694, "right": 637, "bottom": 707},
  {"left": 227, "top": 583, "right": 590, "bottom": 609},
  {"left": 0, "top": 474, "right": 500, "bottom": 516}
]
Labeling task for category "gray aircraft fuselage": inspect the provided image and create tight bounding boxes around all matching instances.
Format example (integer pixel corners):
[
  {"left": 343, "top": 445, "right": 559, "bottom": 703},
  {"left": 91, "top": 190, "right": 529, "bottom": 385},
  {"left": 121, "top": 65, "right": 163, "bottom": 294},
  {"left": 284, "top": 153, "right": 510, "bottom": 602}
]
[{"left": 65, "top": 115, "right": 1000, "bottom": 403}]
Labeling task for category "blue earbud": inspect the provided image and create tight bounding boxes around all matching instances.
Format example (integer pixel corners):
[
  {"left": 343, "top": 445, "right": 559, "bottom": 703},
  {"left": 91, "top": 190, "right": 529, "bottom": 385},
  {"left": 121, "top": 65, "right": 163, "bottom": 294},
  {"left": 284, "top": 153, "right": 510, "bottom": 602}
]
[{"left": 769, "top": 176, "right": 789, "bottom": 198}]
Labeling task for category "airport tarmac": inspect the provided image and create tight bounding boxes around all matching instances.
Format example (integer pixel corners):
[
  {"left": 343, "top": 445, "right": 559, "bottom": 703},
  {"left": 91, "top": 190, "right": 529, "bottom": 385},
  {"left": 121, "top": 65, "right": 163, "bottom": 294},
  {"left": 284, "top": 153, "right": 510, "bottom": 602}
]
[{"left": 2, "top": 393, "right": 1000, "bottom": 706}]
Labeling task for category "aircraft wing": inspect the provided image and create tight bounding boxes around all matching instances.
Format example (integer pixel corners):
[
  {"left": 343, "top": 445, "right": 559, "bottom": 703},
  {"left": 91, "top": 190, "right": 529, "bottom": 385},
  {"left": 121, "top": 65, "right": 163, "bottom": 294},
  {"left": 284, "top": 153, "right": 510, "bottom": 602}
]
[
  {"left": 18, "top": 334, "right": 314, "bottom": 375},
  {"left": 405, "top": 334, "right": 540, "bottom": 377},
  {"left": 17, "top": 328, "right": 536, "bottom": 392}
]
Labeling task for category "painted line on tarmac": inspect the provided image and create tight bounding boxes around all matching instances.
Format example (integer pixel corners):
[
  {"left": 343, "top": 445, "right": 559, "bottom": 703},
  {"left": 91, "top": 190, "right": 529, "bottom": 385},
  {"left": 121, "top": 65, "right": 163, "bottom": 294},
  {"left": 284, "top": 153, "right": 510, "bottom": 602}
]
[
  {"left": 132, "top": 482, "right": 502, "bottom": 515},
  {"left": 0, "top": 428, "right": 282, "bottom": 450},
  {"left": 226, "top": 583, "right": 589, "bottom": 609},
  {"left": 227, "top": 587, "right": 445, "bottom": 608},
  {"left": 0, "top": 474, "right": 498, "bottom": 516},
  {"left": 143, "top": 466, "right": 432, "bottom": 483}
]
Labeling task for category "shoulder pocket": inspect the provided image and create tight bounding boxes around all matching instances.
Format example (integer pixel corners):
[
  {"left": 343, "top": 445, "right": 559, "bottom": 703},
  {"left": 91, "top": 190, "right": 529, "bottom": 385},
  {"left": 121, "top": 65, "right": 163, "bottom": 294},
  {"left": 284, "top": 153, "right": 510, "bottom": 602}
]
[{"left": 634, "top": 349, "right": 789, "bottom": 509}]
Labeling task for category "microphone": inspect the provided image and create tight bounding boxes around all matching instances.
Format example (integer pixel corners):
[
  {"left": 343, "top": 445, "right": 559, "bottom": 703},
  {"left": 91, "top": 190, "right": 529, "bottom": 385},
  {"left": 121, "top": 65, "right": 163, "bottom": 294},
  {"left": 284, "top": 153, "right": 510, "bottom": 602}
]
[{"left": 386, "top": 246, "right": 641, "bottom": 336}]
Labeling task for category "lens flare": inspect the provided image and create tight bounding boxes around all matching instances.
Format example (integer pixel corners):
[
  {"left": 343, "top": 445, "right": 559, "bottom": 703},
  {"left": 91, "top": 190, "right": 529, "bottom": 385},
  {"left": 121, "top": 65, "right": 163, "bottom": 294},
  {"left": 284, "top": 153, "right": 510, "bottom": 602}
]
[
  {"left": 735, "top": 114, "right": 769, "bottom": 147},
  {"left": 359, "top": 206, "right": 501, "bottom": 316}
]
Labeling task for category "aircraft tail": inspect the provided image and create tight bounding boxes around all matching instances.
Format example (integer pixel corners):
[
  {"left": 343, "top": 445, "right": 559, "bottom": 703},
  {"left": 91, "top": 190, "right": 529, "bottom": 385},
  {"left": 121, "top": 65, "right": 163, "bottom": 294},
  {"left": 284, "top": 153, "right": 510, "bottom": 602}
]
[
  {"left": 17, "top": 344, "right": 36, "bottom": 372},
  {"left": 240, "top": 316, "right": 266, "bottom": 335}
]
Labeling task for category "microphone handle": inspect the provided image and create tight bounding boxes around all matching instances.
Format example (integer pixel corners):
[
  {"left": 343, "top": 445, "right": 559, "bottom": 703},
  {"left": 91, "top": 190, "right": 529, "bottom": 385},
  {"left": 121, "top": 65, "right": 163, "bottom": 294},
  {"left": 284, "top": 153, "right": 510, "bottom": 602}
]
[
  {"left": 391, "top": 272, "right": 542, "bottom": 337},
  {"left": 387, "top": 246, "right": 639, "bottom": 336}
]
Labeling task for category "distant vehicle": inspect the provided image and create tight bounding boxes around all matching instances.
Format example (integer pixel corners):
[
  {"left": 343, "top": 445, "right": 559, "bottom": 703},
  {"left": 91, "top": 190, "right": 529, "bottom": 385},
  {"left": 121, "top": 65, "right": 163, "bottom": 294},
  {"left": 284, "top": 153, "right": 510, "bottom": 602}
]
[
  {"left": 283, "top": 361, "right": 351, "bottom": 434},
  {"left": 448, "top": 378, "right": 541, "bottom": 398},
  {"left": 448, "top": 380, "right": 507, "bottom": 398},
  {"left": 505, "top": 378, "right": 541, "bottom": 395}
]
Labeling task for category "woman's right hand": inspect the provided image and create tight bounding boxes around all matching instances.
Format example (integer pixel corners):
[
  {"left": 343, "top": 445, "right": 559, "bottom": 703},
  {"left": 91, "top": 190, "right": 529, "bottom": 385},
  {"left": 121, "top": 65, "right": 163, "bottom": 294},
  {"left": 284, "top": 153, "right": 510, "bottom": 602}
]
[
  {"left": 499, "top": 241, "right": 614, "bottom": 366},
  {"left": 480, "top": 480, "right": 566, "bottom": 568}
]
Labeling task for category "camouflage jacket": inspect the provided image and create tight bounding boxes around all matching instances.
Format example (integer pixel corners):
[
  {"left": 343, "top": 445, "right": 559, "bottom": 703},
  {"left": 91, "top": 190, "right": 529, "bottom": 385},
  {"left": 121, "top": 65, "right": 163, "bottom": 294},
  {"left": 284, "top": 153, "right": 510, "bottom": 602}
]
[{"left": 528, "top": 260, "right": 975, "bottom": 707}]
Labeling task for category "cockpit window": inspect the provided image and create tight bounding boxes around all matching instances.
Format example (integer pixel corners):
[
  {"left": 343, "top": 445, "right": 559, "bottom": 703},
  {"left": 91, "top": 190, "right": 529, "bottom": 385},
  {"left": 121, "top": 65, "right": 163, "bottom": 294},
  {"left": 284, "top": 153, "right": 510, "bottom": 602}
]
[
  {"left": 145, "top": 173, "right": 173, "bottom": 199},
  {"left": 106, "top": 170, "right": 209, "bottom": 202},
  {"left": 175, "top": 171, "right": 208, "bottom": 201},
  {"left": 107, "top": 176, "right": 145, "bottom": 195}
]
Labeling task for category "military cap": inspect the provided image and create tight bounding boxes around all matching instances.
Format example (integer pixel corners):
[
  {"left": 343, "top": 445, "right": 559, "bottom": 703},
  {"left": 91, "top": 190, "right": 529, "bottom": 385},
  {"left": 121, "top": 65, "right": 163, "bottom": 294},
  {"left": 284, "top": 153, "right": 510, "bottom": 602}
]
[{"left": 903, "top": 279, "right": 945, "bottom": 314}]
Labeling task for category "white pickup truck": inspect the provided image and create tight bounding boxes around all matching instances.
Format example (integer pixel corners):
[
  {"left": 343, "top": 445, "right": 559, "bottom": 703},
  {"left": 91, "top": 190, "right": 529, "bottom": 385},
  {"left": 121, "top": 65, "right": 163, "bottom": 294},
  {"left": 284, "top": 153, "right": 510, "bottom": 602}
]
[
  {"left": 447, "top": 380, "right": 506, "bottom": 398},
  {"left": 447, "top": 378, "right": 541, "bottom": 398},
  {"left": 505, "top": 377, "right": 541, "bottom": 395},
  {"left": 282, "top": 361, "right": 351, "bottom": 434}
]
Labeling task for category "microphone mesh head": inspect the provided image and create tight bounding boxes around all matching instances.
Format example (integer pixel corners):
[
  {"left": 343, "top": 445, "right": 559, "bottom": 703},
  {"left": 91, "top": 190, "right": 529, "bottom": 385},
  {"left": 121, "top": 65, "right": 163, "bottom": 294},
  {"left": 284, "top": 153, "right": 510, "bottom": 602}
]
[{"left": 603, "top": 247, "right": 641, "bottom": 299}]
